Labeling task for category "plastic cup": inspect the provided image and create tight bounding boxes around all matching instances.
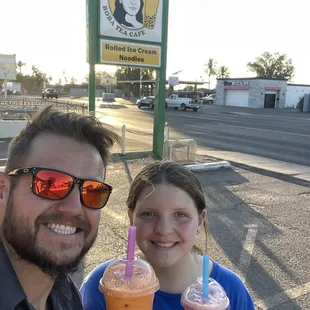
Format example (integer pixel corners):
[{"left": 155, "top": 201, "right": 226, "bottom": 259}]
[
  {"left": 99, "top": 255, "right": 159, "bottom": 310},
  {"left": 181, "top": 277, "right": 230, "bottom": 310}
]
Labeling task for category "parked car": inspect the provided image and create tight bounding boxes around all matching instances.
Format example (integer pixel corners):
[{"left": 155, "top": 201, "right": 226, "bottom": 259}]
[
  {"left": 136, "top": 96, "right": 155, "bottom": 109},
  {"left": 202, "top": 94, "right": 216, "bottom": 104},
  {"left": 166, "top": 94, "right": 202, "bottom": 112},
  {"left": 42, "top": 88, "right": 59, "bottom": 99}
]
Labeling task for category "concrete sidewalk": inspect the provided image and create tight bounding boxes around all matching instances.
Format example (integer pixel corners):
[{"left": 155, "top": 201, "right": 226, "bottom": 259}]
[{"left": 198, "top": 148, "right": 310, "bottom": 183}]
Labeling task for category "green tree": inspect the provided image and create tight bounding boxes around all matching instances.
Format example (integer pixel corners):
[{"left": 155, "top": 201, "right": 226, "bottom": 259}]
[
  {"left": 115, "top": 67, "right": 155, "bottom": 81},
  {"left": 95, "top": 71, "right": 114, "bottom": 84},
  {"left": 247, "top": 52, "right": 295, "bottom": 80},
  {"left": 16, "top": 60, "right": 26, "bottom": 74},
  {"left": 62, "top": 71, "right": 68, "bottom": 84},
  {"left": 115, "top": 67, "right": 155, "bottom": 96},
  {"left": 31, "top": 66, "right": 51, "bottom": 92},
  {"left": 217, "top": 66, "right": 230, "bottom": 79},
  {"left": 204, "top": 58, "right": 217, "bottom": 89},
  {"left": 183, "top": 85, "right": 194, "bottom": 91},
  {"left": 70, "top": 76, "right": 77, "bottom": 84}
]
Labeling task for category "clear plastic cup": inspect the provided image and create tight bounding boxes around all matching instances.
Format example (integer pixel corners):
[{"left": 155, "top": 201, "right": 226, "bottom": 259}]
[
  {"left": 181, "top": 277, "right": 230, "bottom": 310},
  {"left": 99, "top": 255, "right": 159, "bottom": 310}
]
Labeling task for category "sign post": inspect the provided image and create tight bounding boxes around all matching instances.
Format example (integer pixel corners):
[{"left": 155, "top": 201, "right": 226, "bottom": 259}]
[
  {"left": 86, "top": 0, "right": 99, "bottom": 115},
  {"left": 87, "top": 0, "right": 169, "bottom": 156},
  {"left": 153, "top": 0, "right": 169, "bottom": 158}
]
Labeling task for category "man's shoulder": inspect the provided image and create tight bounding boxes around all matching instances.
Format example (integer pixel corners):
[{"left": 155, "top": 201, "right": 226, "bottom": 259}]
[{"left": 51, "top": 276, "right": 83, "bottom": 309}]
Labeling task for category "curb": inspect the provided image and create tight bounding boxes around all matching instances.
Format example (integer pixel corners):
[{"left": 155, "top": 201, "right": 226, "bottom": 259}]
[{"left": 185, "top": 161, "right": 231, "bottom": 172}]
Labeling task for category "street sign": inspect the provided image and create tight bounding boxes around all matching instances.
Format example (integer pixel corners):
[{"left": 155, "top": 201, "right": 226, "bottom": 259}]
[
  {"left": 87, "top": 0, "right": 169, "bottom": 157},
  {"left": 101, "top": 39, "right": 161, "bottom": 67}
]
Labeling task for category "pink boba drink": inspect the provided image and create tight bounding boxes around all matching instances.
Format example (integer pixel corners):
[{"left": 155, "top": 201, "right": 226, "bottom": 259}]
[{"left": 181, "top": 277, "right": 230, "bottom": 310}]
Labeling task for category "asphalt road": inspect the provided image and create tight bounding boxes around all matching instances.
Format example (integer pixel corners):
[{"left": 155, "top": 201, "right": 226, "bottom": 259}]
[{"left": 95, "top": 102, "right": 310, "bottom": 167}]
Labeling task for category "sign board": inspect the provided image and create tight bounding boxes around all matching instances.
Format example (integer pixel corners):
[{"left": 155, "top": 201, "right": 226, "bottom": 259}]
[
  {"left": 100, "top": 0, "right": 163, "bottom": 43},
  {"left": 224, "top": 80, "right": 250, "bottom": 86},
  {"left": 168, "top": 76, "right": 179, "bottom": 86},
  {"left": 101, "top": 39, "right": 161, "bottom": 67},
  {"left": 0, "top": 54, "right": 16, "bottom": 80},
  {"left": 99, "top": 76, "right": 118, "bottom": 86}
]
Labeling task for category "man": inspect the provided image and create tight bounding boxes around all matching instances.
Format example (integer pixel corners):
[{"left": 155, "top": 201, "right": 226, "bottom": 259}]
[{"left": 0, "top": 105, "right": 119, "bottom": 310}]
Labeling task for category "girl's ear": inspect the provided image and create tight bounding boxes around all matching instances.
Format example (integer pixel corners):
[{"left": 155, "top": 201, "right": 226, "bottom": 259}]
[
  {"left": 127, "top": 208, "right": 134, "bottom": 225},
  {"left": 198, "top": 209, "right": 207, "bottom": 231}
]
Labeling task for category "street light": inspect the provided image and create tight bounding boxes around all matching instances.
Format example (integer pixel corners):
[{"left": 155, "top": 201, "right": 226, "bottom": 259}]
[{"left": 172, "top": 70, "right": 183, "bottom": 75}]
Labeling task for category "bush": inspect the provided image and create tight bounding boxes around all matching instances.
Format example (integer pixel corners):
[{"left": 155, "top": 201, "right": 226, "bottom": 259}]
[{"left": 297, "top": 95, "right": 304, "bottom": 112}]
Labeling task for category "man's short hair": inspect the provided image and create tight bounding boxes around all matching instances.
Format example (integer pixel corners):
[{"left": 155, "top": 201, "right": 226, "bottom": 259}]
[{"left": 5, "top": 105, "right": 120, "bottom": 174}]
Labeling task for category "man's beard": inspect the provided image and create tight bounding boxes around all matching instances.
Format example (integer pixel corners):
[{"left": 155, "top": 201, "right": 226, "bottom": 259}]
[{"left": 2, "top": 195, "right": 97, "bottom": 278}]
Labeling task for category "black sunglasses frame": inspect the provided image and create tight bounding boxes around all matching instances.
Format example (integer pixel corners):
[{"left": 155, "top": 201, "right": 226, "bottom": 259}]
[{"left": 7, "top": 167, "right": 113, "bottom": 209}]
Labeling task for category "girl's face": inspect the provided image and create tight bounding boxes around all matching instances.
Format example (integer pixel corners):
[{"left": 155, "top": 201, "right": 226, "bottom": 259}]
[
  {"left": 120, "top": 0, "right": 141, "bottom": 16},
  {"left": 128, "top": 184, "right": 206, "bottom": 268}
]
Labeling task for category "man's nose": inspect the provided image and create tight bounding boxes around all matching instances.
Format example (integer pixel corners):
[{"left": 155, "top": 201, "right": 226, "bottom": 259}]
[
  {"left": 55, "top": 185, "right": 83, "bottom": 216},
  {"left": 154, "top": 217, "right": 174, "bottom": 235}
]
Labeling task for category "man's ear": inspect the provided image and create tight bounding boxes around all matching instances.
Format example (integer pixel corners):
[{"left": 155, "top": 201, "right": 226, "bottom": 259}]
[
  {"left": 127, "top": 208, "right": 134, "bottom": 225},
  {"left": 0, "top": 172, "right": 10, "bottom": 201}
]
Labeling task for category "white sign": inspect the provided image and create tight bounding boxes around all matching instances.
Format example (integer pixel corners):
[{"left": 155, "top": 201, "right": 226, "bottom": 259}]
[
  {"left": 100, "top": 0, "right": 163, "bottom": 43},
  {"left": 168, "top": 76, "right": 179, "bottom": 86},
  {"left": 0, "top": 54, "right": 16, "bottom": 80}
]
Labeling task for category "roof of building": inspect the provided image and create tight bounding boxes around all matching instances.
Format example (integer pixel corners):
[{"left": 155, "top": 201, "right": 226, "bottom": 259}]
[{"left": 217, "top": 77, "right": 288, "bottom": 81}]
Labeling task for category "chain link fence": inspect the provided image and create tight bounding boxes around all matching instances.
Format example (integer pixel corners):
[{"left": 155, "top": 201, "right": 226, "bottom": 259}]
[{"left": 0, "top": 96, "right": 88, "bottom": 119}]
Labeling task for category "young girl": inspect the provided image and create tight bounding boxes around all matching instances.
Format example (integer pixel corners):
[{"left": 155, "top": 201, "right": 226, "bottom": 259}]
[{"left": 80, "top": 161, "right": 254, "bottom": 309}]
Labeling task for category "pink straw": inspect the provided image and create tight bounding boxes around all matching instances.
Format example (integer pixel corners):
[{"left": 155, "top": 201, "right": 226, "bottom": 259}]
[{"left": 125, "top": 226, "right": 136, "bottom": 279}]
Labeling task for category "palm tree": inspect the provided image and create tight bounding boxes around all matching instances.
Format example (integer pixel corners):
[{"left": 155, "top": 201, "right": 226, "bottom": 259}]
[
  {"left": 204, "top": 58, "right": 217, "bottom": 89},
  {"left": 16, "top": 61, "right": 26, "bottom": 74},
  {"left": 217, "top": 66, "right": 230, "bottom": 79},
  {"left": 70, "top": 76, "right": 77, "bottom": 84}
]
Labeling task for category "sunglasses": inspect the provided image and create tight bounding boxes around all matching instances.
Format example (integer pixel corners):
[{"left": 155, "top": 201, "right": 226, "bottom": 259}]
[{"left": 7, "top": 167, "right": 112, "bottom": 210}]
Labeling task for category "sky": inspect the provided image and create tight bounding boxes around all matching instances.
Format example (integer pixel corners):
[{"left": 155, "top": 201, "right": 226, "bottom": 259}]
[{"left": 1, "top": 0, "right": 309, "bottom": 86}]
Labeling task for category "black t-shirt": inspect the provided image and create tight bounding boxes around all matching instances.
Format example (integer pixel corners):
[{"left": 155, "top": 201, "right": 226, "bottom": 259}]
[{"left": 0, "top": 242, "right": 83, "bottom": 310}]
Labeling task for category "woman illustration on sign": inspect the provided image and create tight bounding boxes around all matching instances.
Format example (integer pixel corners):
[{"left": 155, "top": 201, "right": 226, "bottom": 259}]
[{"left": 114, "top": 0, "right": 144, "bottom": 30}]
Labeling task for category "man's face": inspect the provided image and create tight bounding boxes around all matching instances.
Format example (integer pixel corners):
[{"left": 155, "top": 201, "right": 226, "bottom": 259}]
[
  {"left": 1, "top": 133, "right": 104, "bottom": 278},
  {"left": 120, "top": 0, "right": 141, "bottom": 16}
]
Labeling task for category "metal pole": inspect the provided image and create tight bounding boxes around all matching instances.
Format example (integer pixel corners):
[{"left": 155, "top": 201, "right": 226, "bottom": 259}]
[
  {"left": 89, "top": 64, "right": 96, "bottom": 116},
  {"left": 87, "top": 0, "right": 98, "bottom": 116},
  {"left": 4, "top": 80, "right": 7, "bottom": 97},
  {"left": 139, "top": 68, "right": 142, "bottom": 99},
  {"left": 153, "top": 0, "right": 169, "bottom": 158},
  {"left": 121, "top": 125, "right": 126, "bottom": 155},
  {"left": 164, "top": 122, "right": 169, "bottom": 142}
]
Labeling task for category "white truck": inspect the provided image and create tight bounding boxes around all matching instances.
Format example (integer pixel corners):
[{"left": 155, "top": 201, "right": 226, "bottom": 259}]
[{"left": 165, "top": 94, "right": 202, "bottom": 112}]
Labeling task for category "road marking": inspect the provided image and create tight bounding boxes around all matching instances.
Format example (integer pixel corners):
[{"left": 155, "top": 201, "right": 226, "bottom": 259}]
[
  {"left": 238, "top": 224, "right": 258, "bottom": 283},
  {"left": 219, "top": 124, "right": 310, "bottom": 138},
  {"left": 256, "top": 281, "right": 310, "bottom": 309}
]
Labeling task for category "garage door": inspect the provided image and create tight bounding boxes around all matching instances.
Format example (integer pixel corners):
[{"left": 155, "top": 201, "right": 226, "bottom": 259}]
[{"left": 226, "top": 90, "right": 249, "bottom": 107}]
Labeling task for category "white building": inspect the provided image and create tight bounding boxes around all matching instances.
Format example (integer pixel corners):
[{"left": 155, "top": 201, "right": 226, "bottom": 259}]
[
  {"left": 286, "top": 84, "right": 310, "bottom": 108},
  {"left": 216, "top": 78, "right": 310, "bottom": 108}
]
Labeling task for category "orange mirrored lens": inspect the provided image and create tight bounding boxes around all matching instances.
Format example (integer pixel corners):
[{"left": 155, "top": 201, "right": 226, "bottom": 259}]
[
  {"left": 34, "top": 170, "right": 73, "bottom": 200},
  {"left": 82, "top": 180, "right": 110, "bottom": 209}
]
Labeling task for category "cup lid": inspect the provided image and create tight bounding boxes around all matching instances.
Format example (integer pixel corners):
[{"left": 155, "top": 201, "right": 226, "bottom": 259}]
[{"left": 99, "top": 255, "right": 160, "bottom": 298}]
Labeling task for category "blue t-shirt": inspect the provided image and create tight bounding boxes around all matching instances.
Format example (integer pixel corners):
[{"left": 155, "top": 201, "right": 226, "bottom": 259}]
[{"left": 80, "top": 260, "right": 254, "bottom": 310}]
